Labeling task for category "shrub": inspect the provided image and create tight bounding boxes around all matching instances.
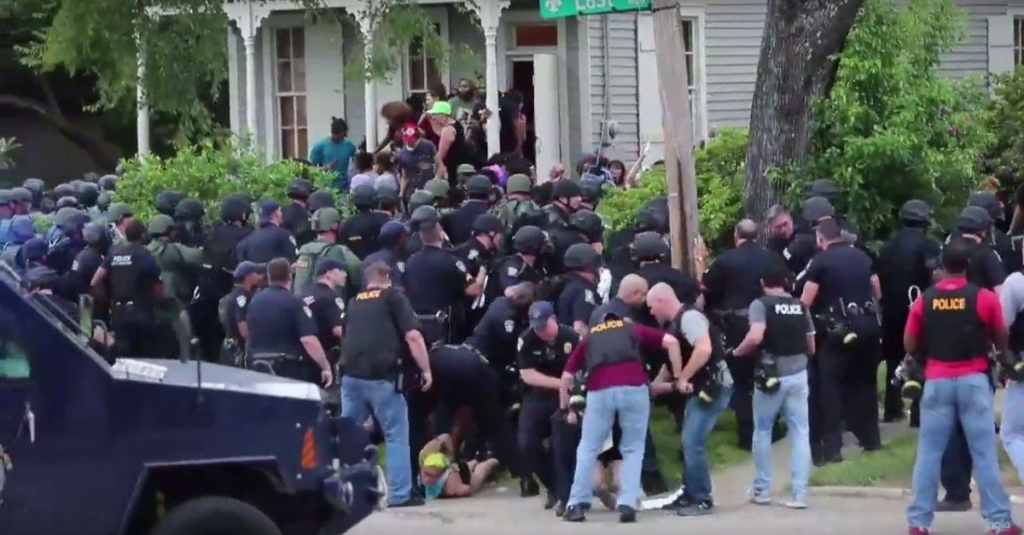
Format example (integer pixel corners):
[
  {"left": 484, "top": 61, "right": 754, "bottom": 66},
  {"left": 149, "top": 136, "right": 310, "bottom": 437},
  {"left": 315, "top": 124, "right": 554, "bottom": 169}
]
[
  {"left": 775, "top": 0, "right": 993, "bottom": 239},
  {"left": 985, "top": 66, "right": 1024, "bottom": 182},
  {"left": 115, "top": 140, "right": 335, "bottom": 222},
  {"left": 598, "top": 128, "right": 747, "bottom": 255}
]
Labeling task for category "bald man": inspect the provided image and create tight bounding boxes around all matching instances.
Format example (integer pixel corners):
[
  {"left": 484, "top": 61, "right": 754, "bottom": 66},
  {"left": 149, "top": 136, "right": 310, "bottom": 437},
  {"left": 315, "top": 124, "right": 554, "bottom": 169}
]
[
  {"left": 589, "top": 274, "right": 648, "bottom": 325},
  {"left": 700, "top": 218, "right": 785, "bottom": 451},
  {"left": 648, "top": 282, "right": 734, "bottom": 517}
]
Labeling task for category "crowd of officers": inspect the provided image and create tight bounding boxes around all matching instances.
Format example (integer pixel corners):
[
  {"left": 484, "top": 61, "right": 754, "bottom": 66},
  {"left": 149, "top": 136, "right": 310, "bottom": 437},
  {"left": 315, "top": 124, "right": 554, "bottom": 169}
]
[{"left": 11, "top": 167, "right": 1024, "bottom": 529}]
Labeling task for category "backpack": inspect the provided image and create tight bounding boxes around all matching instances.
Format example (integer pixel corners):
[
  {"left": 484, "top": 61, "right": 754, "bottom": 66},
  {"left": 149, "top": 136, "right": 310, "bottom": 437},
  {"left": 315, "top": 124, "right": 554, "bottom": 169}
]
[{"left": 292, "top": 242, "right": 336, "bottom": 296}]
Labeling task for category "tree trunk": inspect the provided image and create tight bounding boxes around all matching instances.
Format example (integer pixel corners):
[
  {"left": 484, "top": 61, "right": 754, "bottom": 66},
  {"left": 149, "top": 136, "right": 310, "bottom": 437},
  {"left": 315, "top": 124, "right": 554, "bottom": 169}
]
[
  {"left": 0, "top": 94, "right": 122, "bottom": 171},
  {"left": 743, "top": 0, "right": 865, "bottom": 223}
]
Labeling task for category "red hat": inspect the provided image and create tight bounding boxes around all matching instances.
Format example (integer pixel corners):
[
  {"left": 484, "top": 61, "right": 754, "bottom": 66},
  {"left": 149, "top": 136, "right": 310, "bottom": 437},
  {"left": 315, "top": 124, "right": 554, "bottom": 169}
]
[{"left": 400, "top": 123, "right": 419, "bottom": 142}]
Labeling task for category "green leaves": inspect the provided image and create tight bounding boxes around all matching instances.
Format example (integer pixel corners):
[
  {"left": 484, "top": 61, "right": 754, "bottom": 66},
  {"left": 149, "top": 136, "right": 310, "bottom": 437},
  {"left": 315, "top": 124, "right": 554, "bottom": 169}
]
[
  {"left": 777, "top": 0, "right": 992, "bottom": 239},
  {"left": 113, "top": 139, "right": 334, "bottom": 223},
  {"left": 985, "top": 67, "right": 1024, "bottom": 181}
]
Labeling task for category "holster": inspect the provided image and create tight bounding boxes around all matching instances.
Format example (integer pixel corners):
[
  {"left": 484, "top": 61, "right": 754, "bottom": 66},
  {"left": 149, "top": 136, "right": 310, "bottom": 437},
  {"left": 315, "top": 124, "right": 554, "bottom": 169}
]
[
  {"left": 220, "top": 338, "right": 243, "bottom": 366},
  {"left": 247, "top": 352, "right": 299, "bottom": 375},
  {"left": 754, "top": 352, "right": 780, "bottom": 393}
]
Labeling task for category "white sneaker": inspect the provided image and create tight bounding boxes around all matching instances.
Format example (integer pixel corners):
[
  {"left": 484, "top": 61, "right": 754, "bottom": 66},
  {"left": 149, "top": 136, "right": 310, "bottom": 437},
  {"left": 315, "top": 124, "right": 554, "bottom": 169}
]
[
  {"left": 784, "top": 499, "right": 808, "bottom": 509},
  {"left": 748, "top": 489, "right": 772, "bottom": 505},
  {"left": 1011, "top": 495, "right": 1024, "bottom": 505}
]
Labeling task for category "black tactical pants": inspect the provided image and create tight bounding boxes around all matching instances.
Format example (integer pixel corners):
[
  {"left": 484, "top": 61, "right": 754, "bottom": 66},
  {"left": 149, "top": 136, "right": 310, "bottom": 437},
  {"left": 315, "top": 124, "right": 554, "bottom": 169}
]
[
  {"left": 518, "top": 392, "right": 559, "bottom": 492},
  {"left": 881, "top": 325, "right": 906, "bottom": 420},
  {"left": 550, "top": 411, "right": 582, "bottom": 505},
  {"left": 111, "top": 308, "right": 158, "bottom": 359}
]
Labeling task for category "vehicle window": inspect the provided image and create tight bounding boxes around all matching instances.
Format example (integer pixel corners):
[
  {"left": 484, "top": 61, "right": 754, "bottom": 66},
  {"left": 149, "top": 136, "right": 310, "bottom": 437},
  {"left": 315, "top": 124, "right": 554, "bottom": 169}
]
[{"left": 0, "top": 339, "right": 30, "bottom": 380}]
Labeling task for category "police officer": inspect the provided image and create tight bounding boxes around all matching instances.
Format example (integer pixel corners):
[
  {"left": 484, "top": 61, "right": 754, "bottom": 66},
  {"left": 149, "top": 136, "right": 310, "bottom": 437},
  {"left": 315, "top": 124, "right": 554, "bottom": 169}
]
[
  {"left": 443, "top": 175, "right": 493, "bottom": 245},
  {"left": 402, "top": 190, "right": 452, "bottom": 257},
  {"left": 798, "top": 219, "right": 882, "bottom": 464},
  {"left": 50, "top": 222, "right": 110, "bottom": 302},
  {"left": 89, "top": 220, "right": 163, "bottom": 358},
  {"left": 193, "top": 194, "right": 254, "bottom": 360},
  {"left": 236, "top": 201, "right": 298, "bottom": 264},
  {"left": 282, "top": 178, "right": 315, "bottom": 245},
  {"left": 293, "top": 207, "right": 361, "bottom": 299},
  {"left": 10, "top": 187, "right": 33, "bottom": 216},
  {"left": 361, "top": 221, "right": 409, "bottom": 290},
  {"left": 405, "top": 205, "right": 485, "bottom": 345},
  {"left": 542, "top": 180, "right": 581, "bottom": 230},
  {"left": 967, "top": 191, "right": 1017, "bottom": 272},
  {"left": 13, "top": 237, "right": 48, "bottom": 275},
  {"left": 376, "top": 184, "right": 403, "bottom": 220},
  {"left": 0, "top": 190, "right": 15, "bottom": 246},
  {"left": 488, "top": 225, "right": 547, "bottom": 301},
  {"left": 956, "top": 206, "right": 1006, "bottom": 292},
  {"left": 877, "top": 199, "right": 940, "bottom": 423},
  {"left": 155, "top": 190, "right": 186, "bottom": 218},
  {"left": 631, "top": 231, "right": 699, "bottom": 310},
  {"left": 701, "top": 219, "right": 786, "bottom": 450},
  {"left": 340, "top": 261, "right": 431, "bottom": 507},
  {"left": 245, "top": 258, "right": 333, "bottom": 385},
  {"left": 578, "top": 181, "right": 603, "bottom": 212},
  {"left": 606, "top": 199, "right": 671, "bottom": 291},
  {"left": 173, "top": 198, "right": 207, "bottom": 248},
  {"left": 218, "top": 261, "right": 264, "bottom": 365},
  {"left": 517, "top": 300, "right": 581, "bottom": 510},
  {"left": 106, "top": 203, "right": 135, "bottom": 245},
  {"left": 307, "top": 189, "right": 336, "bottom": 213},
  {"left": 47, "top": 212, "right": 91, "bottom": 275},
  {"left": 339, "top": 184, "right": 390, "bottom": 259},
  {"left": 492, "top": 173, "right": 543, "bottom": 236},
  {"left": 0, "top": 216, "right": 37, "bottom": 268},
  {"left": 784, "top": 197, "right": 833, "bottom": 276},
  {"left": 424, "top": 178, "right": 453, "bottom": 210},
  {"left": 23, "top": 178, "right": 45, "bottom": 211},
  {"left": 147, "top": 215, "right": 203, "bottom": 306},
  {"left": 97, "top": 174, "right": 117, "bottom": 194},
  {"left": 456, "top": 214, "right": 504, "bottom": 323},
  {"left": 555, "top": 243, "right": 602, "bottom": 334},
  {"left": 300, "top": 258, "right": 348, "bottom": 367}
]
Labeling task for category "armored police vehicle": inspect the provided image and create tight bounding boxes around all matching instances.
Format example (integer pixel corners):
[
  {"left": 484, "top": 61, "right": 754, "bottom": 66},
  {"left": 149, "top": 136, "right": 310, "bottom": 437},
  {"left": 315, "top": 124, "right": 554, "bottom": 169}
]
[{"left": 0, "top": 264, "right": 382, "bottom": 535}]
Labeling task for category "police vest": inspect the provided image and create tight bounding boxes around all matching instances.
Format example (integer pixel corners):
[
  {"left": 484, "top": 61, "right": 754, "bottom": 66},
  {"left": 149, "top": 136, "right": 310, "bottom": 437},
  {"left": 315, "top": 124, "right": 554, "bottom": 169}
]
[
  {"left": 340, "top": 287, "right": 403, "bottom": 380},
  {"left": 292, "top": 242, "right": 336, "bottom": 296},
  {"left": 672, "top": 306, "right": 726, "bottom": 387},
  {"left": 583, "top": 318, "right": 640, "bottom": 372},
  {"left": 759, "top": 295, "right": 810, "bottom": 356},
  {"left": 921, "top": 284, "right": 988, "bottom": 362},
  {"left": 107, "top": 243, "right": 152, "bottom": 305}
]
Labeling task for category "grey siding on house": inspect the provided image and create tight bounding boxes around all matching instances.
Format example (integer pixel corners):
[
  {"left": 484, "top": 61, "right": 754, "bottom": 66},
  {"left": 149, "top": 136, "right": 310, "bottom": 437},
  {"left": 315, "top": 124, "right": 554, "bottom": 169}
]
[
  {"left": 941, "top": 0, "right": 1006, "bottom": 77},
  {"left": 702, "top": 0, "right": 766, "bottom": 130},
  {"left": 341, "top": 16, "right": 366, "bottom": 146},
  {"left": 588, "top": 13, "right": 640, "bottom": 160}
]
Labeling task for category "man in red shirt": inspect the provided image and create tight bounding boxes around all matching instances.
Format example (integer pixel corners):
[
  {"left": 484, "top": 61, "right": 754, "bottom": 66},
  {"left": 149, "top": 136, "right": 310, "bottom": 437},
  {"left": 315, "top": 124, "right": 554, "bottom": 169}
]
[
  {"left": 903, "top": 238, "right": 1018, "bottom": 535},
  {"left": 559, "top": 308, "right": 683, "bottom": 523}
]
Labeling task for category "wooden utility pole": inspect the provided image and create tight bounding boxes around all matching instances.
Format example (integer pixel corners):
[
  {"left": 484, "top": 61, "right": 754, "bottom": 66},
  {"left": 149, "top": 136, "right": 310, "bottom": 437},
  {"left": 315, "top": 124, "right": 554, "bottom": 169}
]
[{"left": 650, "top": 0, "right": 701, "bottom": 277}]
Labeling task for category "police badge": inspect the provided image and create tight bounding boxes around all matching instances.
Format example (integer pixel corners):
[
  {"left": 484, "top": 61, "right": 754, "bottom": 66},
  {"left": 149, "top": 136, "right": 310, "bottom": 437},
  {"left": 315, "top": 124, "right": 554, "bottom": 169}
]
[
  {"left": 564, "top": 342, "right": 572, "bottom": 354},
  {"left": 236, "top": 294, "right": 247, "bottom": 308},
  {"left": 504, "top": 320, "right": 515, "bottom": 333}
]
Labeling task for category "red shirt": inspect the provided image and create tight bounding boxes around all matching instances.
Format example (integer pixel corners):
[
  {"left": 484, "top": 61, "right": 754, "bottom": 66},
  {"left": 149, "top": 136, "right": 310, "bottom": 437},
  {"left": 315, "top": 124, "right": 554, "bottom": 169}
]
[
  {"left": 904, "top": 277, "right": 1002, "bottom": 380},
  {"left": 564, "top": 324, "right": 666, "bottom": 391}
]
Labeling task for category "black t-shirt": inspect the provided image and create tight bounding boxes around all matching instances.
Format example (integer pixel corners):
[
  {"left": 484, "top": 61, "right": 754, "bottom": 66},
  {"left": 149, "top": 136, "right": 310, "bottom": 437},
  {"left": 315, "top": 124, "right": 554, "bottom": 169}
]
[
  {"left": 802, "top": 243, "right": 876, "bottom": 312},
  {"left": 246, "top": 286, "right": 317, "bottom": 356},
  {"left": 517, "top": 325, "right": 581, "bottom": 389},
  {"left": 302, "top": 281, "right": 345, "bottom": 357}
]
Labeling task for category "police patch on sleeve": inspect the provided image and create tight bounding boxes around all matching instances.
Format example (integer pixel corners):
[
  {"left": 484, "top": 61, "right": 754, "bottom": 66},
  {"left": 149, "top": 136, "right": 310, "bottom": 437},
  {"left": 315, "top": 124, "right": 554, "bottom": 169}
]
[
  {"left": 504, "top": 320, "right": 515, "bottom": 333},
  {"left": 71, "top": 260, "right": 79, "bottom": 272},
  {"left": 517, "top": 338, "right": 524, "bottom": 351},
  {"left": 303, "top": 306, "right": 313, "bottom": 318},
  {"left": 289, "top": 235, "right": 297, "bottom": 246},
  {"left": 335, "top": 297, "right": 345, "bottom": 310},
  {"left": 397, "top": 261, "right": 406, "bottom": 273},
  {"left": 456, "top": 260, "right": 467, "bottom": 272},
  {"left": 584, "top": 290, "right": 595, "bottom": 304},
  {"left": 507, "top": 266, "right": 518, "bottom": 277},
  {"left": 236, "top": 294, "right": 247, "bottom": 308},
  {"left": 564, "top": 342, "right": 573, "bottom": 354},
  {"left": 303, "top": 296, "right": 315, "bottom": 305},
  {"left": 468, "top": 248, "right": 479, "bottom": 260}
]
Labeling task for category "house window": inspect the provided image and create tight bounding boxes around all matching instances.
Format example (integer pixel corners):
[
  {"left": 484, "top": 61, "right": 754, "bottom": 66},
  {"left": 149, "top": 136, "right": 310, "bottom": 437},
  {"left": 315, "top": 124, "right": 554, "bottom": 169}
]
[
  {"left": 275, "top": 27, "right": 308, "bottom": 159},
  {"left": 1015, "top": 17, "right": 1024, "bottom": 65},
  {"left": 407, "top": 24, "right": 443, "bottom": 97},
  {"left": 680, "top": 17, "right": 703, "bottom": 140}
]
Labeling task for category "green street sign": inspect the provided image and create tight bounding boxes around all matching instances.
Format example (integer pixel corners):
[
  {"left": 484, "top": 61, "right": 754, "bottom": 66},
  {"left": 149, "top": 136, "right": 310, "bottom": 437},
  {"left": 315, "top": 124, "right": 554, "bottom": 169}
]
[{"left": 540, "top": 0, "right": 651, "bottom": 20}]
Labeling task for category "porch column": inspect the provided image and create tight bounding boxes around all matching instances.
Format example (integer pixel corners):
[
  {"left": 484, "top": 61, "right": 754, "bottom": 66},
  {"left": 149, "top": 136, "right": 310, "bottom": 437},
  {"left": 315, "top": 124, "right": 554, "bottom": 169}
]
[
  {"left": 472, "top": 0, "right": 509, "bottom": 157},
  {"left": 136, "top": 36, "right": 150, "bottom": 157},
  {"left": 244, "top": 34, "right": 258, "bottom": 138},
  {"left": 358, "top": 13, "right": 378, "bottom": 152}
]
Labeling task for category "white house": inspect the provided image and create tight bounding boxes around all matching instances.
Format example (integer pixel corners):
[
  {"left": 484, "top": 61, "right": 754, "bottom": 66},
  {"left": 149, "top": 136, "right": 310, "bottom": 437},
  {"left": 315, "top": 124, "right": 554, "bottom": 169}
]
[{"left": 135, "top": 0, "right": 1024, "bottom": 173}]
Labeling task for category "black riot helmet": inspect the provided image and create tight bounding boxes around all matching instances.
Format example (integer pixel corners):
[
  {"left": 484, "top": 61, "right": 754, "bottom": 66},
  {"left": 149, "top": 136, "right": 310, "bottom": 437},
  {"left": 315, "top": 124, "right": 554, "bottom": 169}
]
[
  {"left": 56, "top": 196, "right": 79, "bottom": 210},
  {"left": 98, "top": 174, "right": 118, "bottom": 192},
  {"left": 76, "top": 182, "right": 99, "bottom": 208},
  {"left": 806, "top": 178, "right": 841, "bottom": 202},
  {"left": 307, "top": 190, "right": 336, "bottom": 213},
  {"left": 96, "top": 192, "right": 112, "bottom": 212},
  {"left": 898, "top": 199, "right": 930, "bottom": 225},
  {"left": 82, "top": 222, "right": 112, "bottom": 248},
  {"left": 580, "top": 181, "right": 603, "bottom": 208},
  {"left": 968, "top": 191, "right": 1003, "bottom": 222},
  {"left": 220, "top": 194, "right": 252, "bottom": 223},
  {"left": 351, "top": 184, "right": 378, "bottom": 209},
  {"left": 512, "top": 225, "right": 546, "bottom": 254},
  {"left": 53, "top": 183, "right": 75, "bottom": 199},
  {"left": 376, "top": 184, "right": 400, "bottom": 210},
  {"left": 287, "top": 178, "right": 315, "bottom": 200},
  {"left": 22, "top": 178, "right": 44, "bottom": 195},
  {"left": 633, "top": 231, "right": 669, "bottom": 261},
  {"left": 175, "top": 198, "right": 206, "bottom": 222},
  {"left": 471, "top": 214, "right": 504, "bottom": 236},
  {"left": 564, "top": 242, "right": 601, "bottom": 271},
  {"left": 465, "top": 175, "right": 493, "bottom": 199},
  {"left": 409, "top": 205, "right": 441, "bottom": 231},
  {"left": 638, "top": 197, "right": 669, "bottom": 234},
  {"left": 155, "top": 191, "right": 186, "bottom": 216},
  {"left": 407, "top": 190, "right": 435, "bottom": 213},
  {"left": 552, "top": 180, "right": 582, "bottom": 204},
  {"left": 569, "top": 210, "right": 604, "bottom": 243}
]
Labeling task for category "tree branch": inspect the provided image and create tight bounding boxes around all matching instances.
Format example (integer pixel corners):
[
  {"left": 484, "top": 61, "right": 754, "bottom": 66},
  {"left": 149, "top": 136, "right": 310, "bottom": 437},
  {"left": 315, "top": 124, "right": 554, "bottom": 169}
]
[
  {"left": 0, "top": 94, "right": 120, "bottom": 170},
  {"left": 34, "top": 72, "right": 63, "bottom": 117}
]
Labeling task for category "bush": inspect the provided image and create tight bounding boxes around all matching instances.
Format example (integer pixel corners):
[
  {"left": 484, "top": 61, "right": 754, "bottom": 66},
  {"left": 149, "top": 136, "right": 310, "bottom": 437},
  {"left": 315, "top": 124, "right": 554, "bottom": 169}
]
[
  {"left": 985, "top": 66, "right": 1024, "bottom": 182},
  {"left": 115, "top": 140, "right": 335, "bottom": 222},
  {"left": 598, "top": 128, "right": 747, "bottom": 255},
  {"left": 775, "top": 0, "right": 993, "bottom": 239}
]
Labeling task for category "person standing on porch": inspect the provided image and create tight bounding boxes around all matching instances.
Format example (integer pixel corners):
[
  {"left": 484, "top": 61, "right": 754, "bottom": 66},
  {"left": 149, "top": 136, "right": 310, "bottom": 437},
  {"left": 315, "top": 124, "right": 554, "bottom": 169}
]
[
  {"left": 428, "top": 101, "right": 473, "bottom": 183},
  {"left": 309, "top": 117, "right": 358, "bottom": 194}
]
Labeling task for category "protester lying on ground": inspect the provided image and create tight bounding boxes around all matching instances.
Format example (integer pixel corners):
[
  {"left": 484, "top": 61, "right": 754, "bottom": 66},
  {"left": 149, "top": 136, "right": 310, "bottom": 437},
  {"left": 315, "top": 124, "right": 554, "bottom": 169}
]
[{"left": 419, "top": 433, "right": 499, "bottom": 499}]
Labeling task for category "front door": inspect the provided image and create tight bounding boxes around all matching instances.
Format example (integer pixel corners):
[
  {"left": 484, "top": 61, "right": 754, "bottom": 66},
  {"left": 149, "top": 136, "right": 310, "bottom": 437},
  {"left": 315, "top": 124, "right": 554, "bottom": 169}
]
[{"left": 510, "top": 59, "right": 536, "bottom": 163}]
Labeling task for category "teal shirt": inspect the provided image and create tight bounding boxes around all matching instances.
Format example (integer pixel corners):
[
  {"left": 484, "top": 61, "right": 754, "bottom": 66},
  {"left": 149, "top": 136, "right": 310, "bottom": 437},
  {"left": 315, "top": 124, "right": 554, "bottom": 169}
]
[{"left": 309, "top": 137, "right": 357, "bottom": 192}]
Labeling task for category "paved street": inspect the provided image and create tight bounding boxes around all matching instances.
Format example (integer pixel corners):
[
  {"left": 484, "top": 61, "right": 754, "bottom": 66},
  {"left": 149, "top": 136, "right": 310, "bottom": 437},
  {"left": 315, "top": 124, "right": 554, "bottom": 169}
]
[{"left": 351, "top": 491, "right": 1024, "bottom": 534}]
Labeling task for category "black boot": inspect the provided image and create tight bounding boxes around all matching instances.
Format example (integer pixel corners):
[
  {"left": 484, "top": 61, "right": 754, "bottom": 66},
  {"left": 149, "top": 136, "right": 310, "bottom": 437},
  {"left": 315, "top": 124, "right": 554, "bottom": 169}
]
[{"left": 520, "top": 477, "right": 540, "bottom": 497}]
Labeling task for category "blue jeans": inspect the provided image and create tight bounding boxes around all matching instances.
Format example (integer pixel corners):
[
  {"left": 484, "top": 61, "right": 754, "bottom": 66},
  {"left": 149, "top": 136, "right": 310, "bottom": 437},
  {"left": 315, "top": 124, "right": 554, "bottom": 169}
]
[
  {"left": 907, "top": 373, "right": 1012, "bottom": 530},
  {"left": 752, "top": 371, "right": 811, "bottom": 500},
  {"left": 340, "top": 376, "right": 412, "bottom": 505},
  {"left": 1001, "top": 380, "right": 1024, "bottom": 486},
  {"left": 568, "top": 385, "right": 650, "bottom": 509},
  {"left": 682, "top": 384, "right": 733, "bottom": 502}
]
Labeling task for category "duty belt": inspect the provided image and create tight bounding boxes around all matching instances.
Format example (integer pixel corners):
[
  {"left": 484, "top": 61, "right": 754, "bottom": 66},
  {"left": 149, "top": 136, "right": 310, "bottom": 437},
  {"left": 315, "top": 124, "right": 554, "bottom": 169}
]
[
  {"left": 415, "top": 310, "right": 450, "bottom": 323},
  {"left": 247, "top": 352, "right": 302, "bottom": 374}
]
